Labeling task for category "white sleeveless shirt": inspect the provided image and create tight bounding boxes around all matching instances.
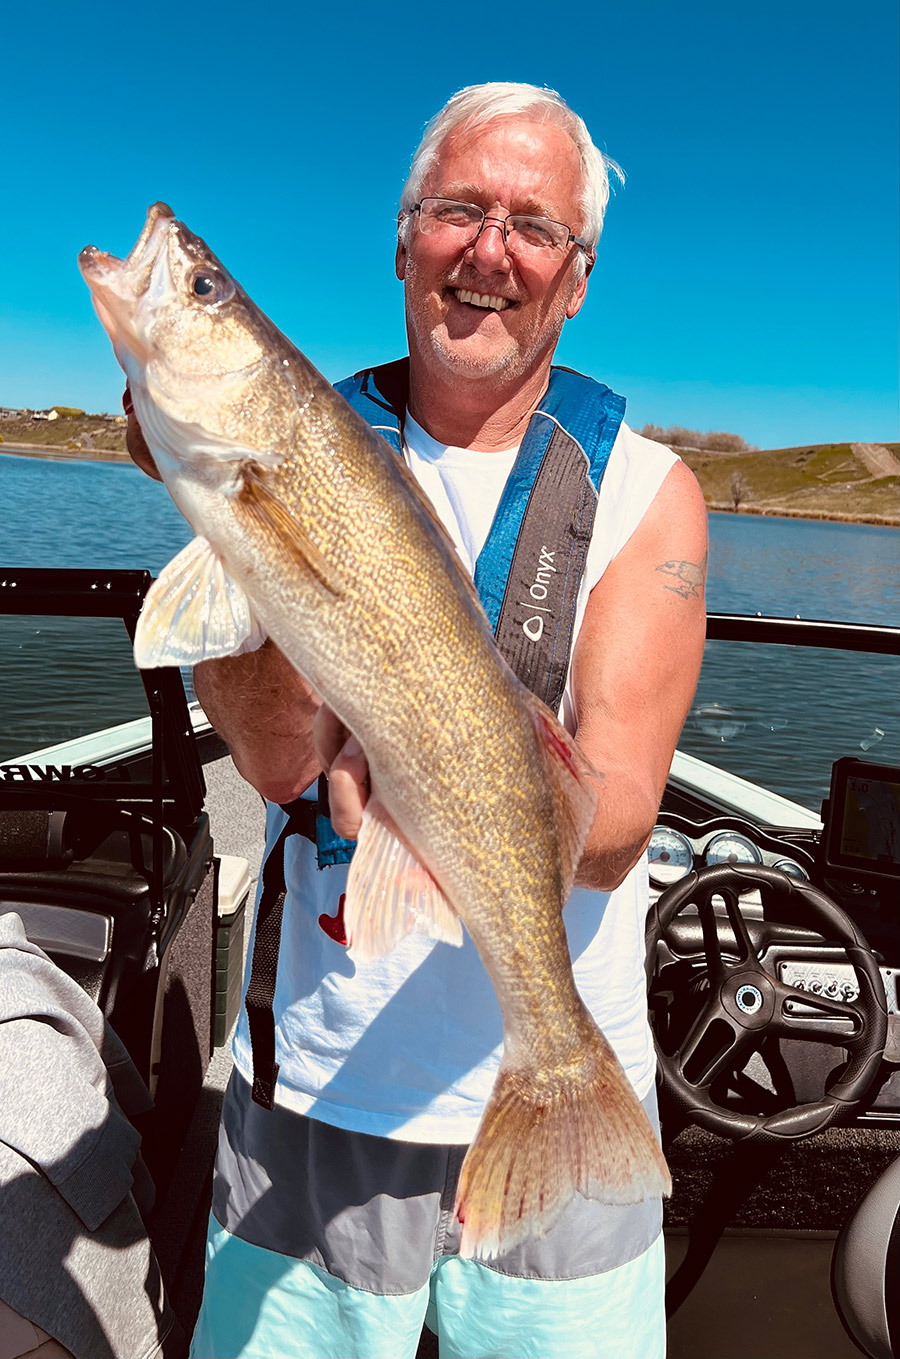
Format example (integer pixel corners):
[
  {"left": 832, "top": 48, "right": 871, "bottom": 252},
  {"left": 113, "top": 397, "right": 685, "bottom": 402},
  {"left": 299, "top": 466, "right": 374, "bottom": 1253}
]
[{"left": 231, "top": 416, "right": 678, "bottom": 1142}]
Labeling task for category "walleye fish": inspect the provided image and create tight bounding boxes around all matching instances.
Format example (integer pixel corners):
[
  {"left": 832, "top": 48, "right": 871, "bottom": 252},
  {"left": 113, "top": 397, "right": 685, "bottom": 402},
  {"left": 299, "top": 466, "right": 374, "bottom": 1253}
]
[{"left": 79, "top": 203, "right": 670, "bottom": 1257}]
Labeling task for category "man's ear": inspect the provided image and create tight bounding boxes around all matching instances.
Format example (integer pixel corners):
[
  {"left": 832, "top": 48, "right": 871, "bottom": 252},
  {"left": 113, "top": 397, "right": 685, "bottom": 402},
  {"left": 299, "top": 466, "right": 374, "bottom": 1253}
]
[
  {"left": 395, "top": 219, "right": 408, "bottom": 280},
  {"left": 565, "top": 266, "right": 590, "bottom": 321}
]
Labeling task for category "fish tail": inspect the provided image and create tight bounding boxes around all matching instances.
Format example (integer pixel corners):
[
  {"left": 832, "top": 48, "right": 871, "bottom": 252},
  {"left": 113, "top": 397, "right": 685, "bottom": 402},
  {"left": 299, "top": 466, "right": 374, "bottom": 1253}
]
[{"left": 454, "top": 1028, "right": 671, "bottom": 1259}]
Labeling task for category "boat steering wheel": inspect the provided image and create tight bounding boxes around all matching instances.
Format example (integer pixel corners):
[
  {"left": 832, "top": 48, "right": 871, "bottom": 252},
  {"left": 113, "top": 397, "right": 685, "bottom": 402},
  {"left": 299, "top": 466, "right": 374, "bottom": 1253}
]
[{"left": 646, "top": 864, "right": 889, "bottom": 1141}]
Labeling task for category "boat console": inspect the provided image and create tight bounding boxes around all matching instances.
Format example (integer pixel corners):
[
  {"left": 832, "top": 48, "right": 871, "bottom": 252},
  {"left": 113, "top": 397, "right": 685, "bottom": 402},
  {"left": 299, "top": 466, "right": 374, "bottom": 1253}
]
[
  {"left": 821, "top": 757, "right": 900, "bottom": 887},
  {"left": 649, "top": 749, "right": 899, "bottom": 1138}
]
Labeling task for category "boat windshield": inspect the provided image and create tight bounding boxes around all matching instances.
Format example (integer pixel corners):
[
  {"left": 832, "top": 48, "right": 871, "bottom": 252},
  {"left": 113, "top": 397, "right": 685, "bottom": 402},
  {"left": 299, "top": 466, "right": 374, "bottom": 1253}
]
[
  {"left": 2, "top": 600, "right": 897, "bottom": 823},
  {"left": 0, "top": 613, "right": 153, "bottom": 762}
]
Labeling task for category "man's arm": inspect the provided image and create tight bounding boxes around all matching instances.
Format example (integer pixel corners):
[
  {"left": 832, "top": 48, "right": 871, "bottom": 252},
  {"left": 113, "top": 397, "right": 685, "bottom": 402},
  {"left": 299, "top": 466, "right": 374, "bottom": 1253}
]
[
  {"left": 193, "top": 645, "right": 322, "bottom": 805},
  {"left": 571, "top": 458, "right": 708, "bottom": 890}
]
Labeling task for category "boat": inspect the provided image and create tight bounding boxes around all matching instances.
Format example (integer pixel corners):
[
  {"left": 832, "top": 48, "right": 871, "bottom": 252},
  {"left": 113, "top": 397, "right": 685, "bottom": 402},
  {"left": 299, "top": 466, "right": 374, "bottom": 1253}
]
[{"left": 0, "top": 568, "right": 897, "bottom": 1359}]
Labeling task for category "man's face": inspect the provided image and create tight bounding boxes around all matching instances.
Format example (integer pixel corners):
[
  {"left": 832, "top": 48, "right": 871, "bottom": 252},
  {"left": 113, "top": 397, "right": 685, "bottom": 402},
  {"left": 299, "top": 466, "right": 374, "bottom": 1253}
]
[{"left": 396, "top": 117, "right": 590, "bottom": 393}]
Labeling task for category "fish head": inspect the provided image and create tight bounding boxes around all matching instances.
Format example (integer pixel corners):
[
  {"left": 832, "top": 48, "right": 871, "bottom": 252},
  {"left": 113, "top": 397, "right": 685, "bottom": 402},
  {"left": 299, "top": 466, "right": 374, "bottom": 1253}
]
[
  {"left": 79, "top": 203, "right": 275, "bottom": 486},
  {"left": 79, "top": 202, "right": 264, "bottom": 387}
]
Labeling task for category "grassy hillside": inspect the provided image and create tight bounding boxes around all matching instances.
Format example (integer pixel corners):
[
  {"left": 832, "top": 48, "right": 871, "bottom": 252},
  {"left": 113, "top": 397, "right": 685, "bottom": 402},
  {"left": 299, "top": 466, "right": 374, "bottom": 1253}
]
[
  {"left": 677, "top": 442, "right": 899, "bottom": 525},
  {"left": 0, "top": 411, "right": 127, "bottom": 453}
]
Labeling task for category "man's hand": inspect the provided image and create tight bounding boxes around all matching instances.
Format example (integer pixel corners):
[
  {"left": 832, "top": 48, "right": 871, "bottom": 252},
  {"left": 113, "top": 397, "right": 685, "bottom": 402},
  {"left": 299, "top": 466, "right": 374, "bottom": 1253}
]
[
  {"left": 123, "top": 386, "right": 162, "bottom": 481},
  {"left": 313, "top": 706, "right": 369, "bottom": 839}
]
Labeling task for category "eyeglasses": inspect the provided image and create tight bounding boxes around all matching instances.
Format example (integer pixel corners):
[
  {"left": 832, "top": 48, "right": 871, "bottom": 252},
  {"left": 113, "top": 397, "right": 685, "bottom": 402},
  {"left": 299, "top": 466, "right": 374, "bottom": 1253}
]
[{"left": 410, "top": 198, "right": 593, "bottom": 260}]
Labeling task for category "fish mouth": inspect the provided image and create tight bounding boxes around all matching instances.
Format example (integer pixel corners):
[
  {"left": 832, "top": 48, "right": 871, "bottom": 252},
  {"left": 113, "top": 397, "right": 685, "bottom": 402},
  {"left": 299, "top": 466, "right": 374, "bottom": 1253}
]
[{"left": 78, "top": 202, "right": 178, "bottom": 362}]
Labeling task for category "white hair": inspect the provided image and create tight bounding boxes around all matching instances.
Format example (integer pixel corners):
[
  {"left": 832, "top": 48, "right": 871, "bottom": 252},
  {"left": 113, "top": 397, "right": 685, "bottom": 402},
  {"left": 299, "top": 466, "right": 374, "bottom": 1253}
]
[{"left": 398, "top": 82, "right": 623, "bottom": 269}]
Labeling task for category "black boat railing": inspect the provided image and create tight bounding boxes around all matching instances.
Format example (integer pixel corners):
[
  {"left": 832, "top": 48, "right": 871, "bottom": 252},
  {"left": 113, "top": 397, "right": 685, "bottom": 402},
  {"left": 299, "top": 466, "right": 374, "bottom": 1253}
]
[{"left": 705, "top": 613, "right": 899, "bottom": 655}]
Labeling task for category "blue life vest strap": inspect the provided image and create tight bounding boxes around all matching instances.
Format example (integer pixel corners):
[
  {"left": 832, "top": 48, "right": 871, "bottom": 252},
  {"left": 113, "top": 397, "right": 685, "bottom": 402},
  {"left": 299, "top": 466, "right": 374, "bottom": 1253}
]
[{"left": 474, "top": 367, "right": 624, "bottom": 710}]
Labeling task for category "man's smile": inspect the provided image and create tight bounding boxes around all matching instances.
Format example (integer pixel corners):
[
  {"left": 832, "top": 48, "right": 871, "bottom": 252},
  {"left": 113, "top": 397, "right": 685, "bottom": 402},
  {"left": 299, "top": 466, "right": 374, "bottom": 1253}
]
[{"left": 450, "top": 287, "right": 514, "bottom": 312}]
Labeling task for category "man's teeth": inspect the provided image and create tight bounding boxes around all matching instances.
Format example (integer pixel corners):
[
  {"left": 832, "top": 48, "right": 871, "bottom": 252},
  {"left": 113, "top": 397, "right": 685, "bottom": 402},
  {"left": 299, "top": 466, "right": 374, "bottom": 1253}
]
[{"left": 454, "top": 288, "right": 511, "bottom": 312}]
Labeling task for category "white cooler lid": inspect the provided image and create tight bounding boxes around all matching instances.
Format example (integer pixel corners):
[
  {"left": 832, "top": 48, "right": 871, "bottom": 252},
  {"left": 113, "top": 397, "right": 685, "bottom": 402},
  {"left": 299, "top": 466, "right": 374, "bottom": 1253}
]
[{"left": 217, "top": 855, "right": 251, "bottom": 918}]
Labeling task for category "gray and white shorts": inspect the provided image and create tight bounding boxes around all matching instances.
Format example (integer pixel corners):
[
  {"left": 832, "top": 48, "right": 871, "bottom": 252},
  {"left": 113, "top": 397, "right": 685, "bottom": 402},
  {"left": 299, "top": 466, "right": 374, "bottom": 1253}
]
[{"left": 190, "top": 1070, "right": 666, "bottom": 1359}]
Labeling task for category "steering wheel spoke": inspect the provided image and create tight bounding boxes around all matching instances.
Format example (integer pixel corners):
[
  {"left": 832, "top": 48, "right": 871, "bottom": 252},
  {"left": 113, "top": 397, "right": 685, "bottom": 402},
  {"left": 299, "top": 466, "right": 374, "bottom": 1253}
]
[
  {"left": 676, "top": 1002, "right": 757, "bottom": 1087},
  {"left": 773, "top": 982, "right": 863, "bottom": 1045},
  {"left": 694, "top": 886, "right": 729, "bottom": 982},
  {"left": 696, "top": 886, "right": 761, "bottom": 973}
]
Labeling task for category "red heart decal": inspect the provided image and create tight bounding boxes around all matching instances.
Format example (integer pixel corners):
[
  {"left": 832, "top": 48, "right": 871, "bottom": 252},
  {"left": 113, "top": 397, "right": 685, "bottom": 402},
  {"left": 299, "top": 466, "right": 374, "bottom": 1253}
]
[{"left": 318, "top": 893, "right": 349, "bottom": 946}]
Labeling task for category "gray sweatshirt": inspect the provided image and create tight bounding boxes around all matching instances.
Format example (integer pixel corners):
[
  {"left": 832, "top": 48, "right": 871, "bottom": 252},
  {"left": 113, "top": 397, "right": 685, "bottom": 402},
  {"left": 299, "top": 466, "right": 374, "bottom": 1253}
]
[{"left": 0, "top": 911, "right": 182, "bottom": 1359}]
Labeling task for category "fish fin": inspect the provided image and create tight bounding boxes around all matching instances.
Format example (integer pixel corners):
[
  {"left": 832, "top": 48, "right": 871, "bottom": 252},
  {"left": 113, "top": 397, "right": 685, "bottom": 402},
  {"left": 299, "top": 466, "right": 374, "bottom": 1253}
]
[
  {"left": 134, "top": 535, "right": 267, "bottom": 667},
  {"left": 528, "top": 700, "right": 601, "bottom": 897},
  {"left": 237, "top": 463, "right": 342, "bottom": 596},
  {"left": 344, "top": 798, "right": 463, "bottom": 962},
  {"left": 455, "top": 1028, "right": 672, "bottom": 1259}
]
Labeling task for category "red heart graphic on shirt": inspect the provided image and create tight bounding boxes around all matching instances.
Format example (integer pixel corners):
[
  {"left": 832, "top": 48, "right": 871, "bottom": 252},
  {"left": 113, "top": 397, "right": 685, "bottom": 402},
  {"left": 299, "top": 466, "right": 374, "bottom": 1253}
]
[{"left": 318, "top": 894, "right": 349, "bottom": 946}]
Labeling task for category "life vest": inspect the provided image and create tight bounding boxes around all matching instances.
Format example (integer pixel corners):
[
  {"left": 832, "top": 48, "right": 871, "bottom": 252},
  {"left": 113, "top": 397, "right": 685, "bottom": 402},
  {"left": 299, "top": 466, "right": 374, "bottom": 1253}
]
[
  {"left": 338, "top": 358, "right": 624, "bottom": 710},
  {"left": 245, "top": 360, "right": 625, "bottom": 1110}
]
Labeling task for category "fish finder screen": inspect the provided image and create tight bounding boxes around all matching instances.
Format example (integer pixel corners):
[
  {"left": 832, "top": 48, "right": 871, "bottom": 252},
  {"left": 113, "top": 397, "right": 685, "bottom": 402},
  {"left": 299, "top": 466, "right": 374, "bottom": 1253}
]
[{"left": 824, "top": 758, "right": 900, "bottom": 879}]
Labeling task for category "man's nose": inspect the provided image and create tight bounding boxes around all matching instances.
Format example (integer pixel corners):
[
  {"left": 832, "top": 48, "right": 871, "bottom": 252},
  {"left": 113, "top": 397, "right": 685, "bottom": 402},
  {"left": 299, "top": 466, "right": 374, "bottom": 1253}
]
[{"left": 465, "top": 216, "right": 512, "bottom": 273}]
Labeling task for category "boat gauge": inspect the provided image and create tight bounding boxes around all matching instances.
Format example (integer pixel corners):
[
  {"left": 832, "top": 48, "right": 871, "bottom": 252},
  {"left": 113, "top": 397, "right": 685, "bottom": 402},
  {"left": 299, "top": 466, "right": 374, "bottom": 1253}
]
[
  {"left": 704, "top": 832, "right": 763, "bottom": 867},
  {"left": 648, "top": 827, "right": 694, "bottom": 885},
  {"left": 772, "top": 857, "right": 810, "bottom": 882}
]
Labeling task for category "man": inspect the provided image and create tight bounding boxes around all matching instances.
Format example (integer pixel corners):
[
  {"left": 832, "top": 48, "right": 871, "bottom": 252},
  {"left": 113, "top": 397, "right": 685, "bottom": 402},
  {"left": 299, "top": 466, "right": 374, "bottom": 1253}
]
[{"left": 129, "top": 82, "right": 707, "bottom": 1359}]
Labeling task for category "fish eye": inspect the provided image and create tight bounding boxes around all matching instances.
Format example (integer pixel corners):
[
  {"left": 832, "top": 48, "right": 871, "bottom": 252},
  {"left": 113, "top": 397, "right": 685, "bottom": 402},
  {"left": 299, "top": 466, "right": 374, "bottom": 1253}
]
[{"left": 189, "top": 269, "right": 234, "bottom": 305}]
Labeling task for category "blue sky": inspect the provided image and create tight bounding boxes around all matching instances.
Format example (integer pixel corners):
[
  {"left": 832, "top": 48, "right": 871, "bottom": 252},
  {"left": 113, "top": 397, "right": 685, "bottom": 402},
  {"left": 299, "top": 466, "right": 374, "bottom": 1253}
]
[{"left": 1, "top": 0, "right": 896, "bottom": 449}]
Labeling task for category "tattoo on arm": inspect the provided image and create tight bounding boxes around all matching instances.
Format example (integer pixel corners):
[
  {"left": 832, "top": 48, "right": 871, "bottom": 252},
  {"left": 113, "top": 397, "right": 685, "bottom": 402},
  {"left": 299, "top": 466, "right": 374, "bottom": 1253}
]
[{"left": 656, "top": 552, "right": 707, "bottom": 601}]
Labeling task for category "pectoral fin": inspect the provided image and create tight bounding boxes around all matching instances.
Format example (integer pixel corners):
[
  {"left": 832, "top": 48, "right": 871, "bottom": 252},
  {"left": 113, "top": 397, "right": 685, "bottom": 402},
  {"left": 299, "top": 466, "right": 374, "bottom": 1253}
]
[
  {"left": 238, "top": 464, "right": 342, "bottom": 596},
  {"left": 344, "top": 798, "right": 463, "bottom": 962},
  {"left": 134, "top": 535, "right": 267, "bottom": 667}
]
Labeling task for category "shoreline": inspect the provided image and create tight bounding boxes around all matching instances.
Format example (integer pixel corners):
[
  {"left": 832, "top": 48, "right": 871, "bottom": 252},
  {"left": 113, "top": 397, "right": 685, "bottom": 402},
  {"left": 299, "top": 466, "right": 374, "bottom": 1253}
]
[
  {"left": 0, "top": 442, "right": 131, "bottom": 465},
  {"left": 3, "top": 442, "right": 897, "bottom": 527},
  {"left": 705, "top": 502, "right": 899, "bottom": 528}
]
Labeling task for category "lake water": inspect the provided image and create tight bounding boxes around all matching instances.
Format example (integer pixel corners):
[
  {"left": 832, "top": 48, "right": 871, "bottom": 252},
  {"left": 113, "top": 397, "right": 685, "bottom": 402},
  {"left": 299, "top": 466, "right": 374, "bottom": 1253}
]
[{"left": 1, "top": 453, "right": 898, "bottom": 810}]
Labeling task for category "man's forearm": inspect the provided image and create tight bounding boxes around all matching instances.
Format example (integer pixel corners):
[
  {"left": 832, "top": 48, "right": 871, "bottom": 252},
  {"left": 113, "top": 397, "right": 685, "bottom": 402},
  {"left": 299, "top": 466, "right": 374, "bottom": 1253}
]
[
  {"left": 193, "top": 641, "right": 321, "bottom": 803},
  {"left": 573, "top": 763, "right": 660, "bottom": 893}
]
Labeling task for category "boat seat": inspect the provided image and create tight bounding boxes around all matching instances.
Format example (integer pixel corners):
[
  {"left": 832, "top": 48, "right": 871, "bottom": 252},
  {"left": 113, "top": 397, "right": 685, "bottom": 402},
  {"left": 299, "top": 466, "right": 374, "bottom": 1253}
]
[
  {"left": 831, "top": 1156, "right": 900, "bottom": 1359},
  {"left": 0, "top": 810, "right": 187, "bottom": 1005},
  {"left": 0, "top": 805, "right": 216, "bottom": 1166}
]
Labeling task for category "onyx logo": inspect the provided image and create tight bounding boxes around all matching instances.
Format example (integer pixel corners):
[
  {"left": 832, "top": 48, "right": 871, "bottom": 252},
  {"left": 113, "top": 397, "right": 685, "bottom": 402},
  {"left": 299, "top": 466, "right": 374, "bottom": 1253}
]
[
  {"left": 0, "top": 764, "right": 132, "bottom": 783},
  {"left": 521, "top": 546, "right": 558, "bottom": 642}
]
